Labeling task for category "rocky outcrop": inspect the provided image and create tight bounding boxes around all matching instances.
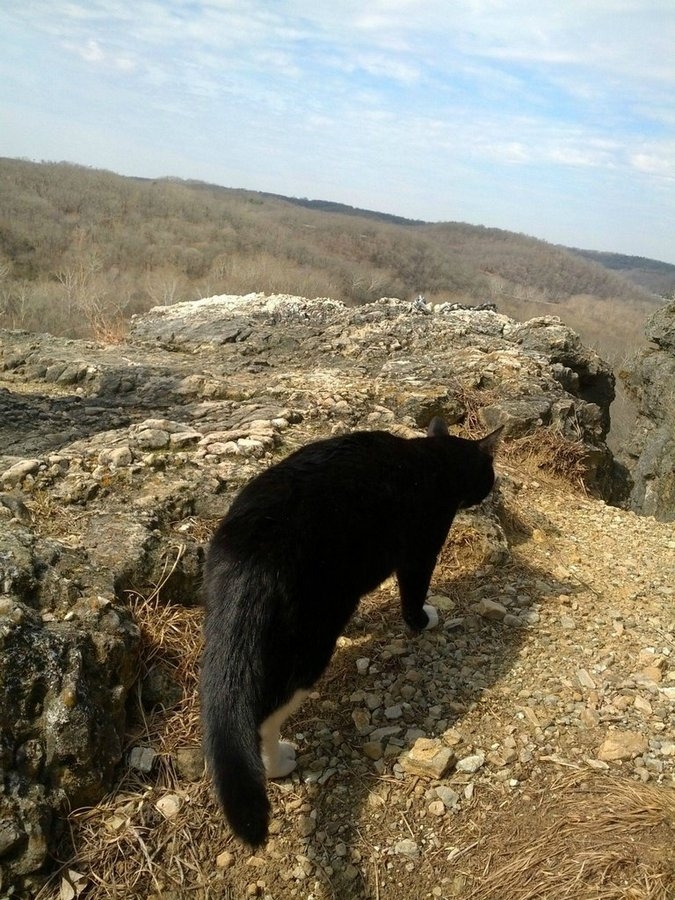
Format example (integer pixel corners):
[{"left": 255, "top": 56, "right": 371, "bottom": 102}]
[
  {"left": 621, "top": 299, "right": 675, "bottom": 520},
  {"left": 0, "top": 294, "right": 618, "bottom": 889}
]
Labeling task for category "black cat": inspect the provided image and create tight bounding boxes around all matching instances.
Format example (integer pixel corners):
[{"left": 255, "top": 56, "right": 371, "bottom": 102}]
[{"left": 201, "top": 417, "right": 502, "bottom": 846}]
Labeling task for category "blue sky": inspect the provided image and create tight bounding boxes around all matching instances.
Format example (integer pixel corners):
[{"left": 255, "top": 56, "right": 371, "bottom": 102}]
[{"left": 2, "top": 1, "right": 675, "bottom": 263}]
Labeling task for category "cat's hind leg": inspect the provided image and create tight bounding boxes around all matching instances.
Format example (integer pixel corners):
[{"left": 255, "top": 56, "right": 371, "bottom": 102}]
[
  {"left": 422, "top": 603, "right": 439, "bottom": 629},
  {"left": 259, "top": 690, "right": 308, "bottom": 779}
]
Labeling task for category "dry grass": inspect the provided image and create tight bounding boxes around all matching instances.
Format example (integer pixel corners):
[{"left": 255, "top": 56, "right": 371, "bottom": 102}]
[
  {"left": 25, "top": 488, "right": 85, "bottom": 536},
  {"left": 38, "top": 573, "right": 209, "bottom": 900},
  {"left": 45, "top": 778, "right": 223, "bottom": 900},
  {"left": 464, "top": 772, "right": 675, "bottom": 900},
  {"left": 124, "top": 548, "right": 204, "bottom": 754},
  {"left": 503, "top": 429, "right": 591, "bottom": 491}
]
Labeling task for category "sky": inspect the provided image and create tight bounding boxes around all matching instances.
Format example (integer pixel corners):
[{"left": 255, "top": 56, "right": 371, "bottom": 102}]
[{"left": 2, "top": 1, "right": 675, "bottom": 264}]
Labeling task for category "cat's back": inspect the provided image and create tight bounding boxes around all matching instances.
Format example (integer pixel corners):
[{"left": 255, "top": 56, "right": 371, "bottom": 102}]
[
  {"left": 211, "top": 430, "right": 417, "bottom": 553},
  {"left": 232, "top": 429, "right": 410, "bottom": 505}
]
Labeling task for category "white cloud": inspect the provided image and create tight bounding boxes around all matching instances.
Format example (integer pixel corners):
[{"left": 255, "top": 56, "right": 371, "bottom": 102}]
[
  {"left": 79, "top": 39, "right": 105, "bottom": 63},
  {"left": 630, "top": 149, "right": 675, "bottom": 180}
]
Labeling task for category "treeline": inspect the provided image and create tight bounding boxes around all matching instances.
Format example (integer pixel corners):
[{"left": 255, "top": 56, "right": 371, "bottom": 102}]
[
  {"left": 0, "top": 157, "right": 659, "bottom": 340},
  {"left": 569, "top": 248, "right": 675, "bottom": 298}
]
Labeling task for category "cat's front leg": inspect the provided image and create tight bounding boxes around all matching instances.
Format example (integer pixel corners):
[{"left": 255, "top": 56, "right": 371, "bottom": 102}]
[{"left": 397, "top": 560, "right": 439, "bottom": 631}]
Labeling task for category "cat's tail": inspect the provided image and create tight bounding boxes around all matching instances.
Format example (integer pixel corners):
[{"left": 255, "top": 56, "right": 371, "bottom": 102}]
[{"left": 201, "top": 633, "right": 270, "bottom": 847}]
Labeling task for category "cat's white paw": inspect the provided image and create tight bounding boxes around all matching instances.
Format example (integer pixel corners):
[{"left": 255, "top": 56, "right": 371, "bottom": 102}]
[
  {"left": 422, "top": 603, "right": 439, "bottom": 630},
  {"left": 264, "top": 741, "right": 297, "bottom": 779},
  {"left": 278, "top": 741, "right": 296, "bottom": 763}
]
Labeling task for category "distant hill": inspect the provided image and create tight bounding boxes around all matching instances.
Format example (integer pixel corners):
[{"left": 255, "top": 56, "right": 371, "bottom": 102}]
[
  {"left": 0, "top": 157, "right": 663, "bottom": 346},
  {"left": 568, "top": 248, "right": 675, "bottom": 298}
]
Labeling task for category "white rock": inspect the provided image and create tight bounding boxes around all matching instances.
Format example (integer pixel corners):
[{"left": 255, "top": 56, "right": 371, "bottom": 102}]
[
  {"left": 455, "top": 752, "right": 485, "bottom": 774},
  {"left": 155, "top": 793, "right": 182, "bottom": 819},
  {"left": 1, "top": 459, "right": 41, "bottom": 487},
  {"left": 356, "top": 657, "right": 370, "bottom": 675}
]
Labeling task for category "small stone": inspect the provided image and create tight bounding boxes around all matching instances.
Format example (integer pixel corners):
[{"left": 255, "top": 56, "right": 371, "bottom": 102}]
[
  {"left": 356, "top": 657, "right": 370, "bottom": 675},
  {"left": 400, "top": 738, "right": 455, "bottom": 779},
  {"left": 216, "top": 850, "right": 234, "bottom": 869},
  {"left": 435, "top": 787, "right": 460, "bottom": 809},
  {"left": 362, "top": 741, "right": 384, "bottom": 761},
  {"left": 634, "top": 696, "right": 653, "bottom": 715},
  {"left": 475, "top": 599, "right": 507, "bottom": 620},
  {"left": 155, "top": 793, "right": 182, "bottom": 819},
  {"left": 638, "top": 666, "right": 663, "bottom": 684},
  {"left": 520, "top": 610, "right": 540, "bottom": 625},
  {"left": 597, "top": 731, "right": 648, "bottom": 762},
  {"left": 442, "top": 728, "right": 463, "bottom": 747},
  {"left": 351, "top": 709, "right": 372, "bottom": 735},
  {"left": 576, "top": 669, "right": 596, "bottom": 690},
  {"left": 129, "top": 746, "right": 157, "bottom": 773},
  {"left": 428, "top": 800, "right": 446, "bottom": 817},
  {"left": 102, "top": 446, "right": 133, "bottom": 468},
  {"left": 298, "top": 816, "right": 316, "bottom": 838},
  {"left": 136, "top": 428, "right": 170, "bottom": 449},
  {"left": 370, "top": 725, "right": 402, "bottom": 741},
  {"left": 170, "top": 430, "right": 202, "bottom": 448},
  {"left": 343, "top": 864, "right": 359, "bottom": 880},
  {"left": 0, "top": 818, "right": 24, "bottom": 857},
  {"left": 384, "top": 704, "right": 403, "bottom": 720},
  {"left": 394, "top": 839, "right": 419, "bottom": 857},
  {"left": 455, "top": 752, "right": 485, "bottom": 774},
  {"left": 487, "top": 750, "right": 509, "bottom": 767},
  {"left": 427, "top": 594, "right": 455, "bottom": 611},
  {"left": 580, "top": 707, "right": 600, "bottom": 728},
  {"left": 174, "top": 746, "right": 204, "bottom": 781},
  {"left": 237, "top": 438, "right": 265, "bottom": 457}
]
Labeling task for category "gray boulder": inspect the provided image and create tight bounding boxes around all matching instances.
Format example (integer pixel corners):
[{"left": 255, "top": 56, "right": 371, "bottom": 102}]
[{"left": 621, "top": 299, "right": 675, "bottom": 520}]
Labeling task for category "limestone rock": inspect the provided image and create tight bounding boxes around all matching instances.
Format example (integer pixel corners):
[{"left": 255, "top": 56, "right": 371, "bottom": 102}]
[
  {"left": 0, "top": 458, "right": 41, "bottom": 487},
  {"left": 597, "top": 731, "right": 648, "bottom": 761},
  {"left": 400, "top": 738, "right": 455, "bottom": 779}
]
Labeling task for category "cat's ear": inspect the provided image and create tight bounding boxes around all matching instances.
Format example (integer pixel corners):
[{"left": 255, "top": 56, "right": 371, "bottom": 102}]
[
  {"left": 427, "top": 416, "right": 449, "bottom": 437},
  {"left": 477, "top": 425, "right": 504, "bottom": 457}
]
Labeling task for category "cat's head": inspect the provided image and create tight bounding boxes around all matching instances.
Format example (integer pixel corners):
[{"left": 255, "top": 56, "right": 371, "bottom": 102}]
[{"left": 427, "top": 416, "right": 503, "bottom": 508}]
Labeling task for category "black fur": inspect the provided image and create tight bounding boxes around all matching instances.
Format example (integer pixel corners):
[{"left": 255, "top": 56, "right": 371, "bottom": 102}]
[{"left": 201, "top": 418, "right": 501, "bottom": 845}]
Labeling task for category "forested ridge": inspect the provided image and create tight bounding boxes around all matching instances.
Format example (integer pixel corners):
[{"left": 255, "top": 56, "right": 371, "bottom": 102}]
[{"left": 0, "top": 157, "right": 663, "bottom": 341}]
